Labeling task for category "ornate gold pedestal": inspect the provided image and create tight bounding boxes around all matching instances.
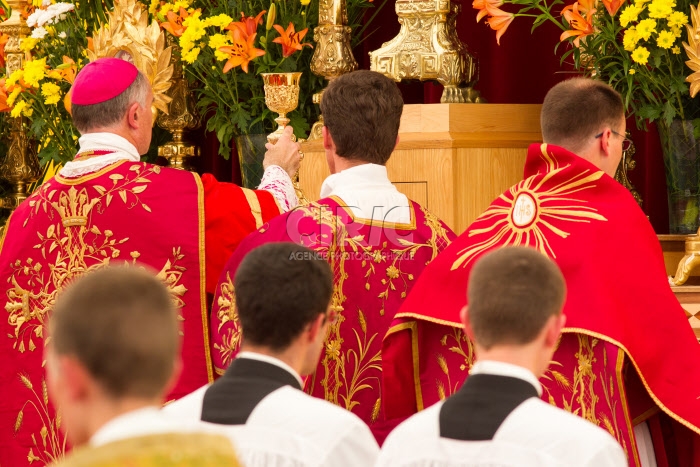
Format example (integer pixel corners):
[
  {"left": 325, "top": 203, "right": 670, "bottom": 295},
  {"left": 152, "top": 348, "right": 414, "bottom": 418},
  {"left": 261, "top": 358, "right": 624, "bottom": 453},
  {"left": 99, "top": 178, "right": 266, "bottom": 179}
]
[
  {"left": 0, "top": 0, "right": 41, "bottom": 209},
  {"left": 157, "top": 39, "right": 200, "bottom": 170},
  {"left": 369, "top": 0, "right": 482, "bottom": 103},
  {"left": 308, "top": 0, "right": 358, "bottom": 141}
]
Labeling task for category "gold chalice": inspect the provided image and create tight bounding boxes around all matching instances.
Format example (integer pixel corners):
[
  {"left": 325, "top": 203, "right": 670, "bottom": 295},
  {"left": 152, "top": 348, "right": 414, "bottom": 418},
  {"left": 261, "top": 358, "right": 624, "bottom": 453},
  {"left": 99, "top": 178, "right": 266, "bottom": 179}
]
[
  {"left": 261, "top": 72, "right": 309, "bottom": 204},
  {"left": 261, "top": 72, "right": 303, "bottom": 144}
]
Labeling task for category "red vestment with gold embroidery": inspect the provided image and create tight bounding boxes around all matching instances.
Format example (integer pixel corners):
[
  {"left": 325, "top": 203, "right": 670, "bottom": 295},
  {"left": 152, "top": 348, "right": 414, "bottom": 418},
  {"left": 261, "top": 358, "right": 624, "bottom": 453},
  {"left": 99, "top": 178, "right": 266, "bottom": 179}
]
[
  {"left": 210, "top": 196, "right": 455, "bottom": 442},
  {"left": 382, "top": 144, "right": 700, "bottom": 466},
  {"left": 0, "top": 161, "right": 279, "bottom": 466}
]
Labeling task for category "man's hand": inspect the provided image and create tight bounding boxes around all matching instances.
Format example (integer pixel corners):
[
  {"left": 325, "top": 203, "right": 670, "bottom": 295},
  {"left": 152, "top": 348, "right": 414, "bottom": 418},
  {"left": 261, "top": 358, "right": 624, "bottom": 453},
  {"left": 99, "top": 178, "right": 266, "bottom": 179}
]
[{"left": 263, "top": 126, "right": 301, "bottom": 178}]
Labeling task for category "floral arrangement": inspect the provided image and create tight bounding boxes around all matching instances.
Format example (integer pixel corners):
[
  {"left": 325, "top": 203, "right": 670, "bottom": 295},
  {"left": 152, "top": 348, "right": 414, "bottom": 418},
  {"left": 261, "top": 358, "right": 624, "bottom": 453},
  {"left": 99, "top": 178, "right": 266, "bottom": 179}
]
[
  {"left": 475, "top": 0, "right": 698, "bottom": 127},
  {"left": 150, "top": 0, "right": 381, "bottom": 158},
  {"left": 0, "top": 0, "right": 106, "bottom": 167}
]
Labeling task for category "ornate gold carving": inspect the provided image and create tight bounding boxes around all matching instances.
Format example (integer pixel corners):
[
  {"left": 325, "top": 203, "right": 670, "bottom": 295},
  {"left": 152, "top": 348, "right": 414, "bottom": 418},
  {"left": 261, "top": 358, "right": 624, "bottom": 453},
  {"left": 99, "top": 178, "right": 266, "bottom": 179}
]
[
  {"left": 157, "top": 36, "right": 201, "bottom": 170},
  {"left": 369, "top": 0, "right": 483, "bottom": 103},
  {"left": 614, "top": 135, "right": 642, "bottom": 207},
  {"left": 669, "top": 230, "right": 700, "bottom": 285},
  {"left": 0, "top": 0, "right": 41, "bottom": 211},
  {"left": 309, "top": 0, "right": 358, "bottom": 141},
  {"left": 87, "top": 0, "right": 174, "bottom": 117}
]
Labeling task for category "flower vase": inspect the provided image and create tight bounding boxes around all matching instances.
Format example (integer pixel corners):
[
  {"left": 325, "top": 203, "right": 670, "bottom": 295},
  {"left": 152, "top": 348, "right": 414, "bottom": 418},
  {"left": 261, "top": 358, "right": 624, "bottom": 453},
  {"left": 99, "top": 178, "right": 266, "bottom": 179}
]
[
  {"left": 659, "top": 120, "right": 700, "bottom": 234},
  {"left": 235, "top": 134, "right": 268, "bottom": 189}
]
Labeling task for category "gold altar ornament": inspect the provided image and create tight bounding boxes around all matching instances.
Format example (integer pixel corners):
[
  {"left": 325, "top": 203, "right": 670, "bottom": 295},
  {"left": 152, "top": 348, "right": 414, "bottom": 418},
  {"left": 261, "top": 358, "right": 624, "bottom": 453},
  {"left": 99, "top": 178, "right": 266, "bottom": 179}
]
[
  {"left": 87, "top": 0, "right": 174, "bottom": 119},
  {"left": 613, "top": 134, "right": 642, "bottom": 207},
  {"left": 308, "top": 0, "right": 358, "bottom": 140},
  {"left": 670, "top": 230, "right": 700, "bottom": 286},
  {"left": 369, "top": 0, "right": 483, "bottom": 104},
  {"left": 261, "top": 72, "right": 303, "bottom": 145},
  {"left": 157, "top": 36, "right": 201, "bottom": 170},
  {"left": 261, "top": 72, "right": 309, "bottom": 204},
  {"left": 0, "top": 0, "right": 41, "bottom": 210}
]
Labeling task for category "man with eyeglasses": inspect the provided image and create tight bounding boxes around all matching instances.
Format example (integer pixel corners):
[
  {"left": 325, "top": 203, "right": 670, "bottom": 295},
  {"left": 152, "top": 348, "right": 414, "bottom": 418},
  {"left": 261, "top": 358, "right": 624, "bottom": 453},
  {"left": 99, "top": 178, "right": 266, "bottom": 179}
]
[
  {"left": 381, "top": 77, "right": 700, "bottom": 466},
  {"left": 163, "top": 242, "right": 380, "bottom": 466}
]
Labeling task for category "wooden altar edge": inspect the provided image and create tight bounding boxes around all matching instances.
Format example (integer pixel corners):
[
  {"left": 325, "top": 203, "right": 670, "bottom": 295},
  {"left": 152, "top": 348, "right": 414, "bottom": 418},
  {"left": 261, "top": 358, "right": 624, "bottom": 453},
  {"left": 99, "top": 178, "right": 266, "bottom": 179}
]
[{"left": 301, "top": 132, "right": 540, "bottom": 150}]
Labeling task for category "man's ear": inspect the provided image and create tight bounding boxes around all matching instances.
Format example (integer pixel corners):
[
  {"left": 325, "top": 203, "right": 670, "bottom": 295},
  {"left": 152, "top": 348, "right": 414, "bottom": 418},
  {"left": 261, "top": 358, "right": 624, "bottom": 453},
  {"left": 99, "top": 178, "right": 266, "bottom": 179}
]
[
  {"left": 599, "top": 128, "right": 614, "bottom": 158},
  {"left": 460, "top": 305, "right": 475, "bottom": 341},
  {"left": 544, "top": 313, "right": 566, "bottom": 348},
  {"left": 322, "top": 126, "right": 334, "bottom": 151},
  {"left": 126, "top": 101, "right": 141, "bottom": 130},
  {"left": 58, "top": 356, "right": 92, "bottom": 403}
]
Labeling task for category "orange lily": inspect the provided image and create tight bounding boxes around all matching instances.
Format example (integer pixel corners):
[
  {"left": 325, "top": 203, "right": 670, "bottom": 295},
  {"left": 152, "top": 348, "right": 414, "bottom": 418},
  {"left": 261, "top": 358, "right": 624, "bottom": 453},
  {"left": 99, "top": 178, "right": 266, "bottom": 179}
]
[
  {"left": 0, "top": 34, "right": 8, "bottom": 69},
  {"left": 47, "top": 56, "right": 77, "bottom": 84},
  {"left": 272, "top": 22, "right": 312, "bottom": 57},
  {"left": 560, "top": 3, "right": 595, "bottom": 46},
  {"left": 0, "top": 79, "right": 11, "bottom": 113},
  {"left": 220, "top": 28, "right": 266, "bottom": 73},
  {"left": 577, "top": 0, "right": 596, "bottom": 14},
  {"left": 226, "top": 11, "right": 266, "bottom": 39},
  {"left": 473, "top": 0, "right": 503, "bottom": 23},
  {"left": 161, "top": 7, "right": 189, "bottom": 37},
  {"left": 601, "top": 0, "right": 623, "bottom": 16},
  {"left": 484, "top": 5, "right": 514, "bottom": 45}
]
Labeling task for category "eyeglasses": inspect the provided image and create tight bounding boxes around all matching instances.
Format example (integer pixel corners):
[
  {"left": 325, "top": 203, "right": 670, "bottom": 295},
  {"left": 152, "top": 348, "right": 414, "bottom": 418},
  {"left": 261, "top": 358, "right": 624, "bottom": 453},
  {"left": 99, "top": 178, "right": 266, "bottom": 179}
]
[{"left": 595, "top": 129, "right": 632, "bottom": 152}]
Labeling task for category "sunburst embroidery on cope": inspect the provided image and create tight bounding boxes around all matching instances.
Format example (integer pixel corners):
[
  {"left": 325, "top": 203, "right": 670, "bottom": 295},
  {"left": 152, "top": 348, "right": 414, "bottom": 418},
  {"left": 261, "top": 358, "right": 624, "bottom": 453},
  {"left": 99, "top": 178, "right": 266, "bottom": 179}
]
[{"left": 452, "top": 144, "right": 608, "bottom": 270}]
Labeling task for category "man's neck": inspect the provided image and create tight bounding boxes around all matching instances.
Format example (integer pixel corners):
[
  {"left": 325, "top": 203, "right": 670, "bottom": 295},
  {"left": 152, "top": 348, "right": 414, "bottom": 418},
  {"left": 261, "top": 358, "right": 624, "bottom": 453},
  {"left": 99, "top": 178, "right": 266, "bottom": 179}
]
[
  {"left": 239, "top": 344, "right": 305, "bottom": 376},
  {"left": 86, "top": 397, "right": 161, "bottom": 445},
  {"left": 331, "top": 155, "right": 371, "bottom": 174},
  {"left": 474, "top": 345, "right": 546, "bottom": 379}
]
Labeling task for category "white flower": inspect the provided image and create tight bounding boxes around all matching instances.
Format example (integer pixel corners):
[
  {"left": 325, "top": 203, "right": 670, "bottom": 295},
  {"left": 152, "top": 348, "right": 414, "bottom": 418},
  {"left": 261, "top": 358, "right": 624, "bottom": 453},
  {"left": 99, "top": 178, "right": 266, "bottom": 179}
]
[
  {"left": 30, "top": 27, "right": 48, "bottom": 39},
  {"left": 58, "top": 31, "right": 66, "bottom": 38},
  {"left": 42, "top": 0, "right": 51, "bottom": 5},
  {"left": 26, "top": 10, "right": 41, "bottom": 27}
]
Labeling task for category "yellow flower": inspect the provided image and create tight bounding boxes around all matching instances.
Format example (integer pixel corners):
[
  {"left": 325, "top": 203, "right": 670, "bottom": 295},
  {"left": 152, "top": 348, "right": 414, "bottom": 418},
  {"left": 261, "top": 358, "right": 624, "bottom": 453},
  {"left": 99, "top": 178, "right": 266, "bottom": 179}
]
[
  {"left": 671, "top": 25, "right": 682, "bottom": 37},
  {"left": 149, "top": 0, "right": 160, "bottom": 15},
  {"left": 636, "top": 18, "right": 657, "bottom": 40},
  {"left": 301, "top": 0, "right": 311, "bottom": 5},
  {"left": 206, "top": 13, "right": 233, "bottom": 29},
  {"left": 656, "top": 29, "right": 675, "bottom": 48},
  {"left": 10, "top": 100, "right": 29, "bottom": 118},
  {"left": 648, "top": 0, "right": 674, "bottom": 18},
  {"left": 620, "top": 5, "right": 642, "bottom": 27},
  {"left": 32, "top": 0, "right": 43, "bottom": 6},
  {"left": 19, "top": 37, "right": 40, "bottom": 53},
  {"left": 182, "top": 46, "right": 201, "bottom": 63},
  {"left": 23, "top": 58, "right": 47, "bottom": 87},
  {"left": 208, "top": 33, "right": 231, "bottom": 61},
  {"left": 668, "top": 10, "right": 688, "bottom": 27},
  {"left": 672, "top": 45, "right": 681, "bottom": 53},
  {"left": 623, "top": 28, "right": 639, "bottom": 51},
  {"left": 6, "top": 69, "right": 23, "bottom": 88},
  {"left": 6, "top": 87, "right": 21, "bottom": 108},
  {"left": 41, "top": 82, "right": 61, "bottom": 105},
  {"left": 629, "top": 68, "right": 636, "bottom": 74},
  {"left": 631, "top": 46, "right": 650, "bottom": 64}
]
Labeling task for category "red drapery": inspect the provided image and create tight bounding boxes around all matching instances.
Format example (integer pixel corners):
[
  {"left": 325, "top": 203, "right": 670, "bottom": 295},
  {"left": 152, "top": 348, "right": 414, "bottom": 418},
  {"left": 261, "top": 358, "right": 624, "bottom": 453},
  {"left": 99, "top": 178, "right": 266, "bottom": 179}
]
[{"left": 197, "top": 2, "right": 670, "bottom": 233}]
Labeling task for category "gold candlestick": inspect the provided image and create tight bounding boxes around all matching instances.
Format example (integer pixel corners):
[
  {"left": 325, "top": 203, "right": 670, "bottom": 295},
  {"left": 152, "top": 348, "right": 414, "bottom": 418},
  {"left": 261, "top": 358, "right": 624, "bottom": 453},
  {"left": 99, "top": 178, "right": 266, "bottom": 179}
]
[
  {"left": 308, "top": 0, "right": 358, "bottom": 140},
  {"left": 369, "top": 0, "right": 483, "bottom": 103},
  {"left": 157, "top": 36, "right": 201, "bottom": 170},
  {"left": 261, "top": 72, "right": 309, "bottom": 204},
  {"left": 0, "top": 0, "right": 41, "bottom": 210}
]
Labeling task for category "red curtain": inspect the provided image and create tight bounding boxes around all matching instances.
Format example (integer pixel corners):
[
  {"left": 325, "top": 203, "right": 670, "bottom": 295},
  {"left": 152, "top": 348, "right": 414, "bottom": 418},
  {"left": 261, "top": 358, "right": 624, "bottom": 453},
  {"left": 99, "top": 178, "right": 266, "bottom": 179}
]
[{"left": 198, "top": 1, "right": 670, "bottom": 232}]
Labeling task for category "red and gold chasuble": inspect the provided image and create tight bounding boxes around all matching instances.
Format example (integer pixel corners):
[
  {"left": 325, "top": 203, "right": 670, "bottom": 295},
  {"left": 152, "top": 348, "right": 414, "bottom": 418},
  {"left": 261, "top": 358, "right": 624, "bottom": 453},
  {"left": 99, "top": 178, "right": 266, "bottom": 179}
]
[
  {"left": 382, "top": 144, "right": 700, "bottom": 466},
  {"left": 210, "top": 196, "right": 455, "bottom": 441},
  {"left": 0, "top": 161, "right": 212, "bottom": 466}
]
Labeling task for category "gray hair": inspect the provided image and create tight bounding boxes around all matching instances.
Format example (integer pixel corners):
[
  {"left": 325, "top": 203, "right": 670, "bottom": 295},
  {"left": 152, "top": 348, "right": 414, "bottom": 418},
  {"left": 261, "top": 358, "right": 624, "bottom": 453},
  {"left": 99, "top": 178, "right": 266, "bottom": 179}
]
[{"left": 71, "top": 71, "right": 150, "bottom": 134}]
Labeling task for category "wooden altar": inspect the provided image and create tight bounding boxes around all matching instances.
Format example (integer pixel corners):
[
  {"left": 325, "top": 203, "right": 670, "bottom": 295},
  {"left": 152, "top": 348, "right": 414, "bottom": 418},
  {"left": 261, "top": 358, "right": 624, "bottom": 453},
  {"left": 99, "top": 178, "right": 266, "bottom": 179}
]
[
  {"left": 661, "top": 235, "right": 700, "bottom": 341},
  {"left": 299, "top": 103, "right": 542, "bottom": 234}
]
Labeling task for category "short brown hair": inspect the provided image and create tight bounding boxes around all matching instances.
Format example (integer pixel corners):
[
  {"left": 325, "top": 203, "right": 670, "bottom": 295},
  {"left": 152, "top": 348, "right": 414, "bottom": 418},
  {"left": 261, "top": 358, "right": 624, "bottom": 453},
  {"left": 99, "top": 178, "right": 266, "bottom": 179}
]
[
  {"left": 50, "top": 266, "right": 179, "bottom": 399},
  {"left": 467, "top": 246, "right": 566, "bottom": 349},
  {"left": 235, "top": 243, "right": 333, "bottom": 351},
  {"left": 320, "top": 70, "right": 403, "bottom": 165},
  {"left": 541, "top": 78, "right": 624, "bottom": 151},
  {"left": 71, "top": 71, "right": 150, "bottom": 134}
]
